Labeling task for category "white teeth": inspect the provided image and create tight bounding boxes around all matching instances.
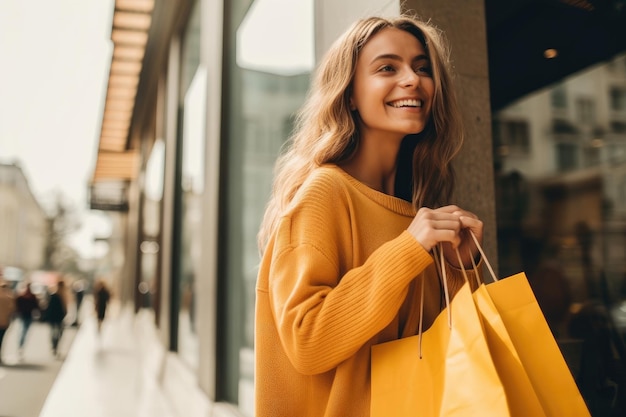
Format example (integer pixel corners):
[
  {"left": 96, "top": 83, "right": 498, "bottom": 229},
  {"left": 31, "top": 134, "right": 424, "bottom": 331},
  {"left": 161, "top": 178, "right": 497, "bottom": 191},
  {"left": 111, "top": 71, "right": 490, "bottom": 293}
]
[{"left": 390, "top": 99, "right": 421, "bottom": 108}]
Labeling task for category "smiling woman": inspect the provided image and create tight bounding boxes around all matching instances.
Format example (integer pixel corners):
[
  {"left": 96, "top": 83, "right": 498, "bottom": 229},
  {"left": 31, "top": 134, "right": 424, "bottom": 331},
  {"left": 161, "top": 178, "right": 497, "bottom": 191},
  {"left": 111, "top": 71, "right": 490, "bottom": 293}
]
[
  {"left": 254, "top": 14, "right": 483, "bottom": 417},
  {"left": 345, "top": 27, "right": 435, "bottom": 193}
]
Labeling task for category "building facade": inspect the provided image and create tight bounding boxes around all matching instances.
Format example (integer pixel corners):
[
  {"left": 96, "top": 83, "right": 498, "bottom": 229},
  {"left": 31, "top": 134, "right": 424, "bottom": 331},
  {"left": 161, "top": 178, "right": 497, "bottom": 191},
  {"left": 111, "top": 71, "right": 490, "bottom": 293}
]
[{"left": 0, "top": 162, "right": 47, "bottom": 280}]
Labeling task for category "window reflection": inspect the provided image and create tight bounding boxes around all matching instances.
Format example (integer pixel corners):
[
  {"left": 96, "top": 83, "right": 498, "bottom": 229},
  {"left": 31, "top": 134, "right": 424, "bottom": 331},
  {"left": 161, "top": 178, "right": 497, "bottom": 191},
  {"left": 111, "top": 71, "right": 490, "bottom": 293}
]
[
  {"left": 177, "top": 0, "right": 202, "bottom": 371},
  {"left": 237, "top": 0, "right": 314, "bottom": 75},
  {"left": 224, "top": 0, "right": 313, "bottom": 412},
  {"left": 178, "top": 66, "right": 205, "bottom": 370},
  {"left": 141, "top": 138, "right": 165, "bottom": 311},
  {"left": 494, "top": 53, "right": 626, "bottom": 416}
]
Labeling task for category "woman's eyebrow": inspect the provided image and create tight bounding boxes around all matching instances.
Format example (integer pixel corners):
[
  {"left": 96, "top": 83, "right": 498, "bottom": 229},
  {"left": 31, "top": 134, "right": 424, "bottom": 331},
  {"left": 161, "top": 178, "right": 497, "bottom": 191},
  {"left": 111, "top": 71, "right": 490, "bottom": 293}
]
[{"left": 370, "top": 53, "right": 430, "bottom": 64}]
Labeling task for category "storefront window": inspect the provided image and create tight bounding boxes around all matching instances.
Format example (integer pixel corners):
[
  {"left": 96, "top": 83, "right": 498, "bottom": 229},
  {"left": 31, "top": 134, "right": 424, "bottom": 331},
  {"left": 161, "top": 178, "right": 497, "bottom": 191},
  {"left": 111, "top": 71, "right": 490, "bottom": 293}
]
[
  {"left": 494, "top": 53, "right": 626, "bottom": 416},
  {"left": 141, "top": 138, "right": 165, "bottom": 310},
  {"left": 176, "top": 0, "right": 202, "bottom": 371},
  {"left": 223, "top": 0, "right": 313, "bottom": 413}
]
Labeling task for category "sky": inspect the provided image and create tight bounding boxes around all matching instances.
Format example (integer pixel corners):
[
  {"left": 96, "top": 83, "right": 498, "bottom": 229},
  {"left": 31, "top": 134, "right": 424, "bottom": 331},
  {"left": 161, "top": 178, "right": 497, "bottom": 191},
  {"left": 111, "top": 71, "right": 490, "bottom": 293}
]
[{"left": 0, "top": 0, "right": 114, "bottom": 258}]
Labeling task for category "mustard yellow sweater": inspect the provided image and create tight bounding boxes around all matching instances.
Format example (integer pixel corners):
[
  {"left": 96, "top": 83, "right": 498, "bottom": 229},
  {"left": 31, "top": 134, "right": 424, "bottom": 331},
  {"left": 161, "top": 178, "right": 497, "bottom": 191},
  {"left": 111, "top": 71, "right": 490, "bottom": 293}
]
[{"left": 255, "top": 164, "right": 475, "bottom": 417}]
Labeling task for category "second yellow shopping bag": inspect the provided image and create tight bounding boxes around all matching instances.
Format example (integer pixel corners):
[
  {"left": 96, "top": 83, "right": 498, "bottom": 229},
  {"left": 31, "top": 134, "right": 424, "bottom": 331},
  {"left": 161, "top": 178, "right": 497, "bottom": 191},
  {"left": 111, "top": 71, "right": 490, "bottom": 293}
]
[
  {"left": 371, "top": 251, "right": 510, "bottom": 417},
  {"left": 467, "top": 232, "right": 591, "bottom": 417},
  {"left": 472, "top": 284, "right": 547, "bottom": 416},
  {"left": 485, "top": 272, "right": 591, "bottom": 417}
]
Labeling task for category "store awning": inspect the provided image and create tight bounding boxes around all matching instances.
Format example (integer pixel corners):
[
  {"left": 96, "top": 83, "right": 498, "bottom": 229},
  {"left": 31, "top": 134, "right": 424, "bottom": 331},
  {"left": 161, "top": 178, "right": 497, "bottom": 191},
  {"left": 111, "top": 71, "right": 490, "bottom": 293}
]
[{"left": 91, "top": 0, "right": 154, "bottom": 184}]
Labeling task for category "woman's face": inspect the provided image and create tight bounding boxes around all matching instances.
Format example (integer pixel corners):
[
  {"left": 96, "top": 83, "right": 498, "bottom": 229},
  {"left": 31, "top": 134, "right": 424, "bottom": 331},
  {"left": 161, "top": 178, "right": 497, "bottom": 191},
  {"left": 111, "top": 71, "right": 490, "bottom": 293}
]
[{"left": 350, "top": 27, "right": 434, "bottom": 142}]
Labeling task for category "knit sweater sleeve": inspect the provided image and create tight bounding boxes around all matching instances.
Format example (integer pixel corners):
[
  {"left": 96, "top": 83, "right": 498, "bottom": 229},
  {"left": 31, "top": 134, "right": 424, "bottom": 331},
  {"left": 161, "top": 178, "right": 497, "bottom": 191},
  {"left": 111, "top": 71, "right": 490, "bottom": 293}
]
[
  {"left": 269, "top": 229, "right": 432, "bottom": 375},
  {"left": 266, "top": 174, "right": 434, "bottom": 375}
]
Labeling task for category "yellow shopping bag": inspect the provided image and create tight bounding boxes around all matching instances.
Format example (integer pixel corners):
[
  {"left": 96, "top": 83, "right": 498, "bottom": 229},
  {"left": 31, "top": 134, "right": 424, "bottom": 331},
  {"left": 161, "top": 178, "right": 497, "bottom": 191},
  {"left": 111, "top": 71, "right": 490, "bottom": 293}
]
[
  {"left": 467, "top": 233, "right": 591, "bottom": 417},
  {"left": 485, "top": 272, "right": 591, "bottom": 417},
  {"left": 371, "top": 263, "right": 510, "bottom": 416},
  {"left": 472, "top": 284, "right": 547, "bottom": 416}
]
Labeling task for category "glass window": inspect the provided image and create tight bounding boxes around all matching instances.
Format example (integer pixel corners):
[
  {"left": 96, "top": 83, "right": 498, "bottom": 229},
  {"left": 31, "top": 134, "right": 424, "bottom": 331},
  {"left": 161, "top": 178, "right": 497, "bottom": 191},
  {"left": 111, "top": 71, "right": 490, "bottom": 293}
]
[
  {"left": 576, "top": 98, "right": 595, "bottom": 125},
  {"left": 610, "top": 87, "right": 626, "bottom": 111},
  {"left": 492, "top": 119, "right": 531, "bottom": 157},
  {"left": 583, "top": 142, "right": 601, "bottom": 167},
  {"left": 552, "top": 118, "right": 578, "bottom": 134},
  {"left": 175, "top": 0, "right": 203, "bottom": 371},
  {"left": 507, "top": 120, "right": 530, "bottom": 154},
  {"left": 222, "top": 0, "right": 313, "bottom": 413},
  {"left": 608, "top": 143, "right": 626, "bottom": 165},
  {"left": 494, "top": 54, "right": 626, "bottom": 416},
  {"left": 556, "top": 142, "right": 579, "bottom": 171},
  {"left": 551, "top": 84, "right": 567, "bottom": 109},
  {"left": 140, "top": 138, "right": 165, "bottom": 310},
  {"left": 612, "top": 121, "right": 626, "bottom": 133}
]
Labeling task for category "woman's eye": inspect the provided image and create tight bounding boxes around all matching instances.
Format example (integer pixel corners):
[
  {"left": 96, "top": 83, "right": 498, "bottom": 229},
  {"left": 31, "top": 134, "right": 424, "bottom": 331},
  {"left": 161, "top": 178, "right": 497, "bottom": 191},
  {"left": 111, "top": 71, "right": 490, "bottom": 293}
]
[
  {"left": 379, "top": 65, "right": 395, "bottom": 72},
  {"left": 414, "top": 65, "right": 432, "bottom": 76}
]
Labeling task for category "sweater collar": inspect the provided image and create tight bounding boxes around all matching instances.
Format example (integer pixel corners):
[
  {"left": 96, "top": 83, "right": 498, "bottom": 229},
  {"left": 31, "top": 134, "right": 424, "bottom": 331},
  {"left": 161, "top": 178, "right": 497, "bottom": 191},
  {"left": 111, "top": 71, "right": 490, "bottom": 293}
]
[{"left": 325, "top": 164, "right": 417, "bottom": 217}]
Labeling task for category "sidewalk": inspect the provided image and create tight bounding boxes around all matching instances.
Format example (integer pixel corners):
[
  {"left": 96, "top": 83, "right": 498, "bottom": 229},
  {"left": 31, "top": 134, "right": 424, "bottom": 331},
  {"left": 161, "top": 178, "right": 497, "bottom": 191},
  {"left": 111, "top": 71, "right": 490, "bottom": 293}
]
[
  {"left": 38, "top": 300, "right": 176, "bottom": 417},
  {"left": 0, "top": 319, "right": 77, "bottom": 417}
]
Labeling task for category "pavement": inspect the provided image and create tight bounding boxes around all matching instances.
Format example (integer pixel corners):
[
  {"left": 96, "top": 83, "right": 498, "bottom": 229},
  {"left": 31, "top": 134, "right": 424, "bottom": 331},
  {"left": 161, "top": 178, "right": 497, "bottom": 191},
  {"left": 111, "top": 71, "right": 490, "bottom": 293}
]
[
  {"left": 0, "top": 319, "right": 77, "bottom": 417},
  {"left": 0, "top": 296, "right": 180, "bottom": 417},
  {"left": 40, "top": 300, "right": 176, "bottom": 417},
  {"left": 0, "top": 291, "right": 241, "bottom": 417}
]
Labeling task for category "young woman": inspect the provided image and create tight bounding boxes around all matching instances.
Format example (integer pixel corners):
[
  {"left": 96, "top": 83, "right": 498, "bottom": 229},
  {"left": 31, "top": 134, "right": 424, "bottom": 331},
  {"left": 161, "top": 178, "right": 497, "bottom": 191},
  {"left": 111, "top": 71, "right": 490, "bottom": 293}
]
[{"left": 255, "top": 14, "right": 483, "bottom": 417}]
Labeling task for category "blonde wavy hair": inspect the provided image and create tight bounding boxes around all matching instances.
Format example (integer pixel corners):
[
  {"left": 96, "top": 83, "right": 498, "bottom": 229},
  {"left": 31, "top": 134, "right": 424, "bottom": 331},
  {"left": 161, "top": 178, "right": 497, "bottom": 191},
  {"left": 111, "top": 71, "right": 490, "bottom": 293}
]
[{"left": 258, "top": 14, "right": 464, "bottom": 253}]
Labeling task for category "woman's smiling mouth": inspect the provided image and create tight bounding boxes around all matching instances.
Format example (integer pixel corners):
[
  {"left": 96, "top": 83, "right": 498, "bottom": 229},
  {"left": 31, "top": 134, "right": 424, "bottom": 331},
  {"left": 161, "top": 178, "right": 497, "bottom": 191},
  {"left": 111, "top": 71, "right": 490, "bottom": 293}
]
[{"left": 388, "top": 99, "right": 423, "bottom": 108}]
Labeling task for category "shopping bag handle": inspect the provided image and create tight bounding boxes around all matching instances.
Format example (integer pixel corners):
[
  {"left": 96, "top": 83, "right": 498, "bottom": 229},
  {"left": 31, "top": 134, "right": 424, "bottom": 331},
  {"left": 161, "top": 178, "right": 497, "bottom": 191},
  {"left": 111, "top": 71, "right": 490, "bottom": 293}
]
[
  {"left": 418, "top": 243, "right": 452, "bottom": 358},
  {"left": 418, "top": 231, "right": 496, "bottom": 358},
  {"left": 451, "top": 231, "right": 499, "bottom": 286},
  {"left": 451, "top": 230, "right": 499, "bottom": 286},
  {"left": 468, "top": 230, "right": 499, "bottom": 283},
  {"left": 435, "top": 243, "right": 452, "bottom": 327}
]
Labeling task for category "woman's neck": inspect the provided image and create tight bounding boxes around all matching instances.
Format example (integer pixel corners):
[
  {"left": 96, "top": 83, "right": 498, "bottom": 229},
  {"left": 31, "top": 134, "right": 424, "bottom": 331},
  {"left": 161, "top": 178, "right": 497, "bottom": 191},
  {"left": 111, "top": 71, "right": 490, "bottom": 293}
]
[{"left": 339, "top": 133, "right": 402, "bottom": 195}]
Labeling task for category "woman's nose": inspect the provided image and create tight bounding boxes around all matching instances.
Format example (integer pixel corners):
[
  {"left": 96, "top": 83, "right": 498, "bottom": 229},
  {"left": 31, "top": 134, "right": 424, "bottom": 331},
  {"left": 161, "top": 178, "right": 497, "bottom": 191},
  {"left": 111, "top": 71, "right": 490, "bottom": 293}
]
[{"left": 402, "top": 69, "right": 420, "bottom": 88}]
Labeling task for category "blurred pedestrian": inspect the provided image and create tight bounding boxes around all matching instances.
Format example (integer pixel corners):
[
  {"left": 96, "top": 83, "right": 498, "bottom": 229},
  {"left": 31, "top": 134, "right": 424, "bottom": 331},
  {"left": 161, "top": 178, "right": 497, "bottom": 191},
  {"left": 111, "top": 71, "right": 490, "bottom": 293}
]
[
  {"left": 45, "top": 280, "right": 67, "bottom": 357},
  {"left": 94, "top": 280, "right": 111, "bottom": 334},
  {"left": 15, "top": 282, "right": 41, "bottom": 357},
  {"left": 0, "top": 280, "right": 16, "bottom": 364},
  {"left": 72, "top": 279, "right": 85, "bottom": 327}
]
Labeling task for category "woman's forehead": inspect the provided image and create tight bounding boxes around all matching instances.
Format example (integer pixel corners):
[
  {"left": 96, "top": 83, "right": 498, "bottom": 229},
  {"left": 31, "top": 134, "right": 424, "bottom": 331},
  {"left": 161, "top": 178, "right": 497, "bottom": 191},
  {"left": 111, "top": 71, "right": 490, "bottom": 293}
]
[{"left": 359, "top": 27, "right": 427, "bottom": 62}]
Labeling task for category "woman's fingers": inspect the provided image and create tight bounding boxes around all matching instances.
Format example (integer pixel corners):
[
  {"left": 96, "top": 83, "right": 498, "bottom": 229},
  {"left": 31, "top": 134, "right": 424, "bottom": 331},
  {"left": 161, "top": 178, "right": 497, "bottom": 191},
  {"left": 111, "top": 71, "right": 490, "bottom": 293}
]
[
  {"left": 407, "top": 206, "right": 483, "bottom": 263},
  {"left": 407, "top": 207, "right": 463, "bottom": 251},
  {"left": 458, "top": 213, "right": 483, "bottom": 247}
]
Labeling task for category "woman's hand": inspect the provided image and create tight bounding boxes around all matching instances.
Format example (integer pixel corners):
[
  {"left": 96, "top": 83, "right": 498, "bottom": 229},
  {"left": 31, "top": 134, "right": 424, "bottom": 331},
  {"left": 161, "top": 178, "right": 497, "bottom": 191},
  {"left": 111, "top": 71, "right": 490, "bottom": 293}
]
[{"left": 407, "top": 205, "right": 483, "bottom": 268}]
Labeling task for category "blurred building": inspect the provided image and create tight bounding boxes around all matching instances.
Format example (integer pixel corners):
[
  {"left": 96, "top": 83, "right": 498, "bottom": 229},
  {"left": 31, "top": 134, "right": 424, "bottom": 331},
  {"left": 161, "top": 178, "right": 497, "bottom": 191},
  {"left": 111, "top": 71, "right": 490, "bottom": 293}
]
[
  {"left": 494, "top": 55, "right": 626, "bottom": 288},
  {"left": 0, "top": 162, "right": 47, "bottom": 281},
  {"left": 87, "top": 0, "right": 626, "bottom": 416}
]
